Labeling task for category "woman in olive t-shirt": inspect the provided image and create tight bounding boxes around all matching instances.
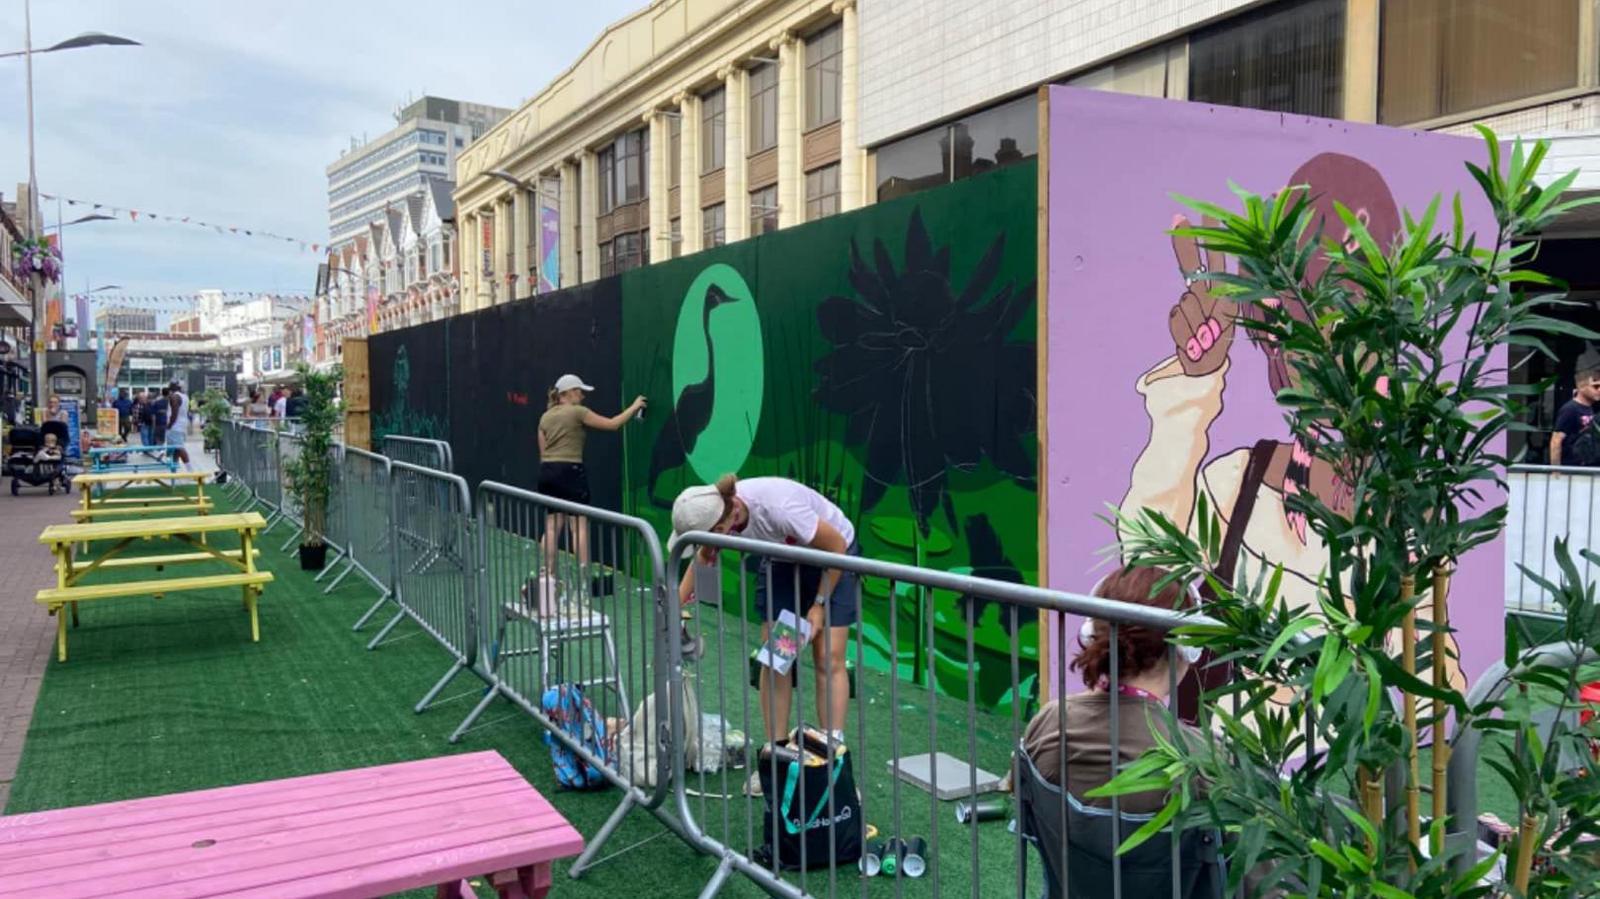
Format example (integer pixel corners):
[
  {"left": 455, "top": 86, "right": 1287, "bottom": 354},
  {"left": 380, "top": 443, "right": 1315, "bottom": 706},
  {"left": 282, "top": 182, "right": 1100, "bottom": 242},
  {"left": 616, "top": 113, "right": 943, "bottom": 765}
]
[{"left": 537, "top": 373, "right": 646, "bottom": 576}]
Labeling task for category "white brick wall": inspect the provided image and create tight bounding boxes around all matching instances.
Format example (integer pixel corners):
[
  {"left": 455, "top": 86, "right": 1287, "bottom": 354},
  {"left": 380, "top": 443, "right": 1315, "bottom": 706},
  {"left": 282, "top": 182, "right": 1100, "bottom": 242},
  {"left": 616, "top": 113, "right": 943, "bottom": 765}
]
[{"left": 859, "top": 0, "right": 1260, "bottom": 146}]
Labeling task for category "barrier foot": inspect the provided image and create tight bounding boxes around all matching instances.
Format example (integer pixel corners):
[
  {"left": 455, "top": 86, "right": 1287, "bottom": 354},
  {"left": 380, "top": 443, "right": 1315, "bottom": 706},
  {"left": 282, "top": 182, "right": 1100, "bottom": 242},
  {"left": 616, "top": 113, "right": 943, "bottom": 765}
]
[
  {"left": 259, "top": 510, "right": 283, "bottom": 536},
  {"left": 313, "top": 549, "right": 346, "bottom": 582},
  {"left": 278, "top": 526, "right": 304, "bottom": 553},
  {"left": 366, "top": 609, "right": 405, "bottom": 650},
  {"left": 353, "top": 590, "right": 389, "bottom": 630},
  {"left": 415, "top": 660, "right": 465, "bottom": 713},
  {"left": 447, "top": 685, "right": 500, "bottom": 744},
  {"left": 696, "top": 855, "right": 735, "bottom": 899},
  {"left": 326, "top": 559, "right": 358, "bottom": 596},
  {"left": 568, "top": 793, "right": 638, "bottom": 879}
]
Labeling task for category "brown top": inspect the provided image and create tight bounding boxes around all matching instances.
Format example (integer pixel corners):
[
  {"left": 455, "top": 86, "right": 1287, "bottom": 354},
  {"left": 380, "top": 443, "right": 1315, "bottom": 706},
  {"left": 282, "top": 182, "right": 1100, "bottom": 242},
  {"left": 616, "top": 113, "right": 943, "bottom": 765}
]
[
  {"left": 539, "top": 404, "right": 589, "bottom": 463},
  {"left": 1021, "top": 691, "right": 1197, "bottom": 815}
]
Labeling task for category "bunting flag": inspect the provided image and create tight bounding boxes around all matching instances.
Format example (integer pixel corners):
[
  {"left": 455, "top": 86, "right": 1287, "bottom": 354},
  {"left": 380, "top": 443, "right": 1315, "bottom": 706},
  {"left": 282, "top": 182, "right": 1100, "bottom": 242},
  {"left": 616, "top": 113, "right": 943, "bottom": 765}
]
[{"left": 42, "top": 193, "right": 323, "bottom": 254}]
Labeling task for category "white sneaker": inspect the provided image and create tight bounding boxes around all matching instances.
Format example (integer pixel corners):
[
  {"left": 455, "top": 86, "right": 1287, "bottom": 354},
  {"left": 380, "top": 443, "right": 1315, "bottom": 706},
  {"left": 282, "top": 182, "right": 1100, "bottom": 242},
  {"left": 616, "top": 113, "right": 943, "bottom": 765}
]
[{"left": 743, "top": 771, "right": 763, "bottom": 797}]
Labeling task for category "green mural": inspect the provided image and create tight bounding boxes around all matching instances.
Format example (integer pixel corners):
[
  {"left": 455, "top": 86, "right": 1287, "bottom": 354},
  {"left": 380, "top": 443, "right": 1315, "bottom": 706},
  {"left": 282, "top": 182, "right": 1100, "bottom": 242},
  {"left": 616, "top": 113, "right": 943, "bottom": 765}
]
[
  {"left": 621, "top": 162, "right": 1039, "bottom": 709},
  {"left": 372, "top": 344, "right": 448, "bottom": 443}
]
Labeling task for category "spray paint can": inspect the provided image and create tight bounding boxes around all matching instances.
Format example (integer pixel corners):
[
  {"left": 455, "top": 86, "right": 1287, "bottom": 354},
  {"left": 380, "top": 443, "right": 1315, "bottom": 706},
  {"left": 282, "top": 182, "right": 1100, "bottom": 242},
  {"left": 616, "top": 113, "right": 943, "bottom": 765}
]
[
  {"left": 859, "top": 840, "right": 885, "bottom": 876},
  {"left": 955, "top": 797, "right": 1008, "bottom": 824},
  {"left": 901, "top": 836, "right": 929, "bottom": 878},
  {"left": 880, "top": 837, "right": 902, "bottom": 877}
]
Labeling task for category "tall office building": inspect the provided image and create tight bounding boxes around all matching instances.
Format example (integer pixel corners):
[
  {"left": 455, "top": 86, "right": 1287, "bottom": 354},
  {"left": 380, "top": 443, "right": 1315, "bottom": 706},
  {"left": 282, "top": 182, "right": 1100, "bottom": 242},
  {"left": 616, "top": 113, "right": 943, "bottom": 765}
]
[{"left": 327, "top": 96, "right": 510, "bottom": 252}]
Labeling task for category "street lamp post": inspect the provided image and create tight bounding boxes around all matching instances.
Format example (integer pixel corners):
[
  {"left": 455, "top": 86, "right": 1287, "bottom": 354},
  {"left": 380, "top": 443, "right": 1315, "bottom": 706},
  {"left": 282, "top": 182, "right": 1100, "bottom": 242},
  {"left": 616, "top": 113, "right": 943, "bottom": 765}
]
[{"left": 7, "top": 0, "right": 139, "bottom": 413}]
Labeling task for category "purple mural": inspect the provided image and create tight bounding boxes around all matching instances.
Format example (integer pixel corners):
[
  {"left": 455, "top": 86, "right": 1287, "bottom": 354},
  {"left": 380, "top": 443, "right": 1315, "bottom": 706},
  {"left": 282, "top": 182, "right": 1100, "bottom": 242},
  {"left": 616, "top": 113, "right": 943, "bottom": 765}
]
[
  {"left": 538, "top": 200, "right": 559, "bottom": 294},
  {"left": 1043, "top": 87, "right": 1501, "bottom": 692}
]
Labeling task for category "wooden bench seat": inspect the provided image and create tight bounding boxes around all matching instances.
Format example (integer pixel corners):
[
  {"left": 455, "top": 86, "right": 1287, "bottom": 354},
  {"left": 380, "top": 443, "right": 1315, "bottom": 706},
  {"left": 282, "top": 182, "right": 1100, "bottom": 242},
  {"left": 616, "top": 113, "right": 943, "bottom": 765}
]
[
  {"left": 68, "top": 548, "right": 259, "bottom": 573},
  {"left": 36, "top": 571, "right": 272, "bottom": 662},
  {"left": 69, "top": 499, "right": 214, "bottom": 520}
]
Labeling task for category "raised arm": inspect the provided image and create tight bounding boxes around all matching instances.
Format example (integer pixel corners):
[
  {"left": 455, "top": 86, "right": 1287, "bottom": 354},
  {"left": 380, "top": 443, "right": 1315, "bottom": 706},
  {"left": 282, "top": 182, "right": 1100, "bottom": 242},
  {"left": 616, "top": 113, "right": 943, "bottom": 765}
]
[{"left": 583, "top": 395, "right": 648, "bottom": 432}]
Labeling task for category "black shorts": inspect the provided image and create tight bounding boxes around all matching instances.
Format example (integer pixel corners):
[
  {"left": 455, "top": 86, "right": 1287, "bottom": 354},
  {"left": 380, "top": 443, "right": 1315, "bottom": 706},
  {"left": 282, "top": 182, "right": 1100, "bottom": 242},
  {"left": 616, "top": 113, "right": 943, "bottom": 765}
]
[
  {"left": 754, "top": 542, "right": 860, "bottom": 628},
  {"left": 538, "top": 461, "right": 590, "bottom": 504}
]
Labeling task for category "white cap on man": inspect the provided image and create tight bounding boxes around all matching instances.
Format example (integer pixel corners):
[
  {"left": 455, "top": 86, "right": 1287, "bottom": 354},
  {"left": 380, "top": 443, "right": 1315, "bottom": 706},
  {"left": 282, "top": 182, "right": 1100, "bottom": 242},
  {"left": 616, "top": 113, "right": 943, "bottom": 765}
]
[
  {"left": 669, "top": 485, "right": 725, "bottom": 548},
  {"left": 554, "top": 374, "right": 594, "bottom": 393}
]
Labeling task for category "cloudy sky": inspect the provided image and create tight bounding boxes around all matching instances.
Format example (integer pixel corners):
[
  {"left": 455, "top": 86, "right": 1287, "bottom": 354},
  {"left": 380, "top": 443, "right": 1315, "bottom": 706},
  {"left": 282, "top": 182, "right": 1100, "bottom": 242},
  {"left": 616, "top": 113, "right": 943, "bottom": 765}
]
[{"left": 0, "top": 0, "right": 637, "bottom": 321}]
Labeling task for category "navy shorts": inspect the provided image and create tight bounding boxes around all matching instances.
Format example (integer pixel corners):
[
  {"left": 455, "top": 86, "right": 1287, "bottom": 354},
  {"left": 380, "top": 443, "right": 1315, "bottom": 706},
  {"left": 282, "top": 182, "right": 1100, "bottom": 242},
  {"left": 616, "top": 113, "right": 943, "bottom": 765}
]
[
  {"left": 754, "top": 543, "right": 860, "bottom": 628},
  {"left": 538, "top": 462, "right": 590, "bottom": 504}
]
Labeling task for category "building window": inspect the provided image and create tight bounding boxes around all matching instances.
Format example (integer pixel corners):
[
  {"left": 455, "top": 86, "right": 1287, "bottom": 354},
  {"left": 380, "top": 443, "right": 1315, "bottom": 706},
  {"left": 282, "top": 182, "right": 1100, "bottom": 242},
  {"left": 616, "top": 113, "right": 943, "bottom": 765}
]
[
  {"left": 615, "top": 129, "right": 646, "bottom": 205},
  {"left": 805, "top": 164, "right": 840, "bottom": 221},
  {"left": 701, "top": 88, "right": 726, "bottom": 173},
  {"left": 598, "top": 146, "right": 616, "bottom": 213},
  {"left": 806, "top": 24, "right": 843, "bottom": 130},
  {"left": 748, "top": 63, "right": 778, "bottom": 153},
  {"left": 599, "top": 241, "right": 617, "bottom": 278},
  {"left": 1379, "top": 0, "right": 1580, "bottom": 124},
  {"left": 750, "top": 185, "right": 778, "bottom": 235},
  {"left": 702, "top": 203, "right": 726, "bottom": 247},
  {"left": 669, "top": 114, "right": 682, "bottom": 188},
  {"left": 1188, "top": 0, "right": 1345, "bottom": 118},
  {"left": 875, "top": 95, "right": 1037, "bottom": 202}
]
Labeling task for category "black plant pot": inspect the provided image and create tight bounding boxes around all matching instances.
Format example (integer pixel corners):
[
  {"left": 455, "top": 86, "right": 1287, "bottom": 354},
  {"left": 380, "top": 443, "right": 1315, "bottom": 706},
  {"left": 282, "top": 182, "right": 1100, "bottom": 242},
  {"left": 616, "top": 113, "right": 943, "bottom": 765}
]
[{"left": 298, "top": 542, "right": 328, "bottom": 571}]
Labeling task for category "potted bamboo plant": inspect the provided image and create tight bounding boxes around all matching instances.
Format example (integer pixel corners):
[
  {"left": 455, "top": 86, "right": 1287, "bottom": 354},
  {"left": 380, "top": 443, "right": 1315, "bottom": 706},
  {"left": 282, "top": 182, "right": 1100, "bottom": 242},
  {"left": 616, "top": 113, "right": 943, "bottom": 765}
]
[
  {"left": 1100, "top": 128, "right": 1600, "bottom": 896},
  {"left": 200, "top": 388, "right": 230, "bottom": 452},
  {"left": 283, "top": 363, "right": 342, "bottom": 570}
]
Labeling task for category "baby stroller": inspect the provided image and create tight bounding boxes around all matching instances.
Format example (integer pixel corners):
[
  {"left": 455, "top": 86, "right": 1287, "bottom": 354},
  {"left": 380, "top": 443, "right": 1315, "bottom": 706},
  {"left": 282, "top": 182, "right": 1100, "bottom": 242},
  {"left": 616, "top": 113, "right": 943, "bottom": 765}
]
[{"left": 5, "top": 421, "right": 72, "bottom": 496}]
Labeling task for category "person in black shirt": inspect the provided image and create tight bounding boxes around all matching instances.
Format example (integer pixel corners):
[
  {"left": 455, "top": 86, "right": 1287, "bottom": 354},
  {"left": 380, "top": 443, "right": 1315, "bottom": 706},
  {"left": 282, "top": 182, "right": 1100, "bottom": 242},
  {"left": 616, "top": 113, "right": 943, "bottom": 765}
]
[{"left": 1551, "top": 367, "right": 1600, "bottom": 466}]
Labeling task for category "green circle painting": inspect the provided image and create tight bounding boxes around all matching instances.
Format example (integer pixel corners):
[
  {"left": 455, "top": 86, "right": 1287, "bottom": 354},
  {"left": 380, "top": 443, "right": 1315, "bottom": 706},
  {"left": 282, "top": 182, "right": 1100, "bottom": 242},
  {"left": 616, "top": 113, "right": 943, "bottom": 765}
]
[{"left": 670, "top": 263, "right": 764, "bottom": 482}]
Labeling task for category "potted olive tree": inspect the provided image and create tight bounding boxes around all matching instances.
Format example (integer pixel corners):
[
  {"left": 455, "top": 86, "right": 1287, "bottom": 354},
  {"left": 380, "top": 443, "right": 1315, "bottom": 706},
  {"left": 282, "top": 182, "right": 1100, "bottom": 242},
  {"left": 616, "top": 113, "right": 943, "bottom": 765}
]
[
  {"left": 283, "top": 363, "right": 342, "bottom": 570},
  {"left": 1101, "top": 129, "right": 1600, "bottom": 896}
]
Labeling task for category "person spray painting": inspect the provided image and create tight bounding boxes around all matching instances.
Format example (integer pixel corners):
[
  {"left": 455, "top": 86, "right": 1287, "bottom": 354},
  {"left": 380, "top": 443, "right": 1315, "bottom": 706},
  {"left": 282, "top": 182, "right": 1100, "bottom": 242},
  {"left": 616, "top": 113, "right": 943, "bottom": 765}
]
[
  {"left": 537, "top": 373, "right": 646, "bottom": 579},
  {"left": 1118, "top": 152, "right": 1465, "bottom": 717},
  {"left": 671, "top": 474, "right": 860, "bottom": 795}
]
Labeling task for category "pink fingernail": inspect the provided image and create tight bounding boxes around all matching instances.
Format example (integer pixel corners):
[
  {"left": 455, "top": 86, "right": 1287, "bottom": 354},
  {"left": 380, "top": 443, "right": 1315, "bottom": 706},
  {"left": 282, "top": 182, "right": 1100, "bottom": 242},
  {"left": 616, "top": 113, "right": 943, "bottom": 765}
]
[
  {"left": 1197, "top": 326, "right": 1215, "bottom": 351},
  {"left": 1209, "top": 319, "right": 1223, "bottom": 341},
  {"left": 1186, "top": 338, "right": 1202, "bottom": 361}
]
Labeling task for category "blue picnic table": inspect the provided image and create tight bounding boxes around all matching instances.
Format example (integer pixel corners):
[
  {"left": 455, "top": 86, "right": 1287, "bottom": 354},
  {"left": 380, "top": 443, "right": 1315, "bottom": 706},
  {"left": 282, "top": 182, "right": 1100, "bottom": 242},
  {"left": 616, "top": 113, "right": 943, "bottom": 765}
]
[{"left": 86, "top": 445, "right": 180, "bottom": 474}]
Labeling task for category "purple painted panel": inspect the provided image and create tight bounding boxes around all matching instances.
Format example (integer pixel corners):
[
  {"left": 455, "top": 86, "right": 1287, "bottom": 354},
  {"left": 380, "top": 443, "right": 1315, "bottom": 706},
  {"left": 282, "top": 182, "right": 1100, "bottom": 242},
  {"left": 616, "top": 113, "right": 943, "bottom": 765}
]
[{"left": 1044, "top": 87, "right": 1501, "bottom": 691}]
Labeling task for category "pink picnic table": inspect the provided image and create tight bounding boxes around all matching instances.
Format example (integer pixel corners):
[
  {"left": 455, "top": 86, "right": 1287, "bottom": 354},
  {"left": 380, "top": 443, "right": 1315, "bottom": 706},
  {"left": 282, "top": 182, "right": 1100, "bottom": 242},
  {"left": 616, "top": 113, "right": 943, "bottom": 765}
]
[{"left": 0, "top": 751, "right": 583, "bottom": 898}]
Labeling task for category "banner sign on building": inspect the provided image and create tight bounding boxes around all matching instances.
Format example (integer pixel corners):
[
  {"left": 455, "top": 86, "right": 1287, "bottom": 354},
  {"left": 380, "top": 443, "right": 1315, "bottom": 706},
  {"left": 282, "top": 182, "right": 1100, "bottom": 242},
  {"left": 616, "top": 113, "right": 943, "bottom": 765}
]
[
  {"left": 481, "top": 213, "right": 494, "bottom": 278},
  {"left": 61, "top": 398, "right": 82, "bottom": 462},
  {"left": 538, "top": 197, "right": 559, "bottom": 294},
  {"left": 366, "top": 284, "right": 380, "bottom": 335},
  {"left": 302, "top": 314, "right": 315, "bottom": 361}
]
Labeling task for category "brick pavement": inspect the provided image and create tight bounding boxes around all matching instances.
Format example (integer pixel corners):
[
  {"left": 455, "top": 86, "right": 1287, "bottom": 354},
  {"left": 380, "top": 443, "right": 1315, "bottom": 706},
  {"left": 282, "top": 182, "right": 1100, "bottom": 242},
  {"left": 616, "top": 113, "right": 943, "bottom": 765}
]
[{"left": 0, "top": 473, "right": 75, "bottom": 812}]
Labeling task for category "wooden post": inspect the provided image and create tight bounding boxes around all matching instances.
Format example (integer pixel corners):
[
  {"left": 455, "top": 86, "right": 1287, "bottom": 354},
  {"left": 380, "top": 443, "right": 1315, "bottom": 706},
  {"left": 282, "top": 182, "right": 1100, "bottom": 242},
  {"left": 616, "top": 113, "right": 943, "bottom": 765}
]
[{"left": 342, "top": 337, "right": 371, "bottom": 450}]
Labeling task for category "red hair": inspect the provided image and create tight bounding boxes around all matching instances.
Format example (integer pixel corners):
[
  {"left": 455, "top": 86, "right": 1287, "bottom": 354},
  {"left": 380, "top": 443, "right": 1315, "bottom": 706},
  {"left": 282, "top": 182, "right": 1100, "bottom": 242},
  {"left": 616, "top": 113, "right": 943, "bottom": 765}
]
[{"left": 1070, "top": 566, "right": 1193, "bottom": 688}]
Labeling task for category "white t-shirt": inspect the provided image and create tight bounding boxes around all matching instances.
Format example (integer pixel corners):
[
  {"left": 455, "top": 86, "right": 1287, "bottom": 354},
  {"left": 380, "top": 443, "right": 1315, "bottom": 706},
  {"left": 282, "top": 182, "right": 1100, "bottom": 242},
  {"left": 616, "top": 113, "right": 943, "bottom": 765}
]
[
  {"left": 735, "top": 477, "right": 856, "bottom": 548},
  {"left": 273, "top": 396, "right": 287, "bottom": 417}
]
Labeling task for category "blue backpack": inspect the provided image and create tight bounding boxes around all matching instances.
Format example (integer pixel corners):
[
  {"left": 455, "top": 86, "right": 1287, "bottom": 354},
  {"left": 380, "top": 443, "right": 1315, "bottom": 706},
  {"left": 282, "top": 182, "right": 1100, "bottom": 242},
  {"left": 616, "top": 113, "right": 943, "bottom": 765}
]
[{"left": 541, "top": 684, "right": 614, "bottom": 790}]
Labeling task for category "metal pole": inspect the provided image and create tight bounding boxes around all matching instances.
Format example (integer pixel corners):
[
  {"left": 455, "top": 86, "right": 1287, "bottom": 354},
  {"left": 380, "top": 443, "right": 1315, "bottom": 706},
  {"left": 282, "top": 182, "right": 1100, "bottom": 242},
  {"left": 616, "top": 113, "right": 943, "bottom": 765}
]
[{"left": 25, "top": 0, "right": 43, "bottom": 411}]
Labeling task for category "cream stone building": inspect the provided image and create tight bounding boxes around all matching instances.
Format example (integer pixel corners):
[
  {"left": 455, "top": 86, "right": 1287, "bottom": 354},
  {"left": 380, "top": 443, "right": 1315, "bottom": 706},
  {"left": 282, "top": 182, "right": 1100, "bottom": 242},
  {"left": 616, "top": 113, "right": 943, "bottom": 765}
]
[{"left": 455, "top": 0, "right": 864, "bottom": 310}]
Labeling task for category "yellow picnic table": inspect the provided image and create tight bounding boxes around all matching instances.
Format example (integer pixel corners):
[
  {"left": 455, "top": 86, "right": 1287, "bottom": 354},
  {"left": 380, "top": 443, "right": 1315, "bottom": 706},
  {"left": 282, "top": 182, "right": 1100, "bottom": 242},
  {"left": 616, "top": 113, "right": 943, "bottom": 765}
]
[
  {"left": 71, "top": 470, "right": 213, "bottom": 523},
  {"left": 36, "top": 512, "right": 274, "bottom": 662}
]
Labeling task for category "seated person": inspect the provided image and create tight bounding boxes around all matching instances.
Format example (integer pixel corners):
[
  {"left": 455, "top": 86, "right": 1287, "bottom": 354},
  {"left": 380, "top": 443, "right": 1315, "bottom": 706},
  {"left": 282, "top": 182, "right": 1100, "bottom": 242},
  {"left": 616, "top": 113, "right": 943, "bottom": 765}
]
[
  {"left": 1021, "top": 564, "right": 1201, "bottom": 813},
  {"left": 35, "top": 432, "right": 63, "bottom": 463}
]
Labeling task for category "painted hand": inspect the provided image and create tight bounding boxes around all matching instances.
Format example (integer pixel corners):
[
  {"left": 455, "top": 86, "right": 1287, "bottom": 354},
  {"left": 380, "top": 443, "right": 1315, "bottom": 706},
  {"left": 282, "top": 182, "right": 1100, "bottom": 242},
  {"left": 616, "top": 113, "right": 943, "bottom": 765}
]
[{"left": 1168, "top": 216, "right": 1236, "bottom": 377}]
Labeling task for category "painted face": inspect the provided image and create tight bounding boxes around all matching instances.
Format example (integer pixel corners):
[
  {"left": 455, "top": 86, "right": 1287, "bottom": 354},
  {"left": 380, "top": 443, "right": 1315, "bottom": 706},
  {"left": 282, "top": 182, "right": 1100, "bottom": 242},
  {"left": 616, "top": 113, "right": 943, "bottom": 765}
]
[{"left": 1245, "top": 153, "right": 1401, "bottom": 395}]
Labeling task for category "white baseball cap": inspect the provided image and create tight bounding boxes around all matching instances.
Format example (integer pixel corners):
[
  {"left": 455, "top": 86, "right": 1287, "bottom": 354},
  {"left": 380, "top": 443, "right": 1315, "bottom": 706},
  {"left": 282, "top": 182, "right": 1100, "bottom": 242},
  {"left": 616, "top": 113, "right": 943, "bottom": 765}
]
[
  {"left": 554, "top": 374, "right": 594, "bottom": 393},
  {"left": 669, "top": 485, "right": 727, "bottom": 548}
]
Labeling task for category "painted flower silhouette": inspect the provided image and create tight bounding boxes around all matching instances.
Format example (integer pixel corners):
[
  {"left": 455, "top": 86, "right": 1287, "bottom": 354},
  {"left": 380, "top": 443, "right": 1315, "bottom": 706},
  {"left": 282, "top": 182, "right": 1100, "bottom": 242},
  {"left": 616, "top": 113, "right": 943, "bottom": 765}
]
[{"left": 814, "top": 208, "right": 1035, "bottom": 535}]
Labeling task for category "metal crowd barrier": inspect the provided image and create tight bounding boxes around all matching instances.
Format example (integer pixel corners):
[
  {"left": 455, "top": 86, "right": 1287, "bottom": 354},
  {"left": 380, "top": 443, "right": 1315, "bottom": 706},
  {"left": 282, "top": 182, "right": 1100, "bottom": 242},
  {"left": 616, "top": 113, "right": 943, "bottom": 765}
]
[
  {"left": 367, "top": 460, "right": 484, "bottom": 725},
  {"left": 336, "top": 447, "right": 396, "bottom": 610},
  {"left": 312, "top": 443, "right": 350, "bottom": 580},
  {"left": 275, "top": 431, "right": 306, "bottom": 551},
  {"left": 659, "top": 529, "right": 1231, "bottom": 899},
  {"left": 382, "top": 434, "right": 453, "bottom": 472},
  {"left": 456, "top": 482, "right": 679, "bottom": 876},
  {"left": 1504, "top": 465, "right": 1600, "bottom": 618}
]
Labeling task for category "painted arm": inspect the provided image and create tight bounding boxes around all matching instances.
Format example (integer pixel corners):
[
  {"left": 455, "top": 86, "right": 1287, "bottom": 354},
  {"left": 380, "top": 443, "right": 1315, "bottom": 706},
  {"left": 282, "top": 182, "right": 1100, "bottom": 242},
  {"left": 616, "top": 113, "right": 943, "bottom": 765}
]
[
  {"left": 583, "top": 396, "right": 648, "bottom": 432},
  {"left": 1117, "top": 357, "right": 1228, "bottom": 553}
]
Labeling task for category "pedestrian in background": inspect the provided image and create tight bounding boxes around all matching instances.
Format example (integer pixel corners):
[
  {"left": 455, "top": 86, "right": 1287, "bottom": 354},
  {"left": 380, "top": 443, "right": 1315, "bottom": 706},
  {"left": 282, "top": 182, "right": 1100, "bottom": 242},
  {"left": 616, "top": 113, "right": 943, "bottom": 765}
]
[
  {"left": 113, "top": 388, "right": 133, "bottom": 440},
  {"left": 152, "top": 387, "right": 170, "bottom": 446},
  {"left": 1551, "top": 366, "right": 1600, "bottom": 467},
  {"left": 537, "top": 373, "right": 646, "bottom": 578},
  {"left": 166, "top": 381, "right": 193, "bottom": 471},
  {"left": 134, "top": 390, "right": 153, "bottom": 445}
]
